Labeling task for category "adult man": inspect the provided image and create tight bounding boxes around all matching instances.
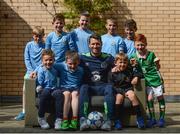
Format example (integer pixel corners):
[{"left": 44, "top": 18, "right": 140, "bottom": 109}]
[{"left": 79, "top": 34, "right": 115, "bottom": 131}]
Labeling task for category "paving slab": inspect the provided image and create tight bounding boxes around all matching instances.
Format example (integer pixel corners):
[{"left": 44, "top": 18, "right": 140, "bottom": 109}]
[{"left": 0, "top": 103, "right": 180, "bottom": 133}]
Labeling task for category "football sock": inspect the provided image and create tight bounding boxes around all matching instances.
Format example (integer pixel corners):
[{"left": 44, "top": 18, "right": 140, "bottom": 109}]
[
  {"left": 133, "top": 105, "right": 142, "bottom": 118},
  {"left": 104, "top": 102, "right": 108, "bottom": 120},
  {"left": 83, "top": 102, "right": 89, "bottom": 118},
  {"left": 72, "top": 116, "right": 78, "bottom": 120},
  {"left": 115, "top": 104, "right": 123, "bottom": 120},
  {"left": 158, "top": 98, "right": 165, "bottom": 119},
  {"left": 147, "top": 100, "right": 156, "bottom": 119}
]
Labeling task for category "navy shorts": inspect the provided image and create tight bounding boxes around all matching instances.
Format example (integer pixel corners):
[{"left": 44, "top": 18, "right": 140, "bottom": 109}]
[
  {"left": 115, "top": 87, "right": 133, "bottom": 95},
  {"left": 61, "top": 88, "right": 79, "bottom": 93}
]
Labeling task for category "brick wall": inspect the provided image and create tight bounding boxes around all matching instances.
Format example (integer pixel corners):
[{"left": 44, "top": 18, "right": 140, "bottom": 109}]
[{"left": 0, "top": 0, "right": 180, "bottom": 96}]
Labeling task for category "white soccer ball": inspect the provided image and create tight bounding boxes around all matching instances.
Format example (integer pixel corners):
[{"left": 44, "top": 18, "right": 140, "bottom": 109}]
[{"left": 87, "top": 111, "right": 104, "bottom": 129}]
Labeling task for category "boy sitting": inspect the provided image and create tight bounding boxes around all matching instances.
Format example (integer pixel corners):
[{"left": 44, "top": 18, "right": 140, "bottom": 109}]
[
  {"left": 109, "top": 53, "right": 145, "bottom": 129},
  {"left": 36, "top": 49, "right": 63, "bottom": 130}
]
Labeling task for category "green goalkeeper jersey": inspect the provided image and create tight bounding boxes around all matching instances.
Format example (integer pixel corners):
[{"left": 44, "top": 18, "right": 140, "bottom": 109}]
[{"left": 131, "top": 51, "right": 162, "bottom": 87}]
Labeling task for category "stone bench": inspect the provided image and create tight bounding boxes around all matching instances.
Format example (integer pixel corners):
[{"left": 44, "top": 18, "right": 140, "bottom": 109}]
[{"left": 24, "top": 78, "right": 147, "bottom": 127}]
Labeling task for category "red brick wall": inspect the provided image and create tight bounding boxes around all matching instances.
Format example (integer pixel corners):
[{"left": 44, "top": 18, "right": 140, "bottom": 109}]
[{"left": 1, "top": 0, "right": 180, "bottom": 96}]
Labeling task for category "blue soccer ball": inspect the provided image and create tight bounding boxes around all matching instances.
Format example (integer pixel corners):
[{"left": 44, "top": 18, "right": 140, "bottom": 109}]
[{"left": 87, "top": 111, "right": 104, "bottom": 129}]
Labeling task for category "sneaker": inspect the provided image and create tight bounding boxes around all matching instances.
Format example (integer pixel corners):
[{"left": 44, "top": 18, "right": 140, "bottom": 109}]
[
  {"left": 61, "top": 120, "right": 69, "bottom": 130},
  {"left": 54, "top": 118, "right": 62, "bottom": 130},
  {"left": 114, "top": 120, "right": 122, "bottom": 130},
  {"left": 38, "top": 117, "right": 50, "bottom": 129},
  {"left": 14, "top": 112, "right": 25, "bottom": 121},
  {"left": 158, "top": 118, "right": 165, "bottom": 128},
  {"left": 80, "top": 117, "right": 89, "bottom": 131},
  {"left": 146, "top": 118, "right": 157, "bottom": 128},
  {"left": 69, "top": 119, "right": 78, "bottom": 129},
  {"left": 101, "top": 120, "right": 112, "bottom": 131},
  {"left": 136, "top": 116, "right": 145, "bottom": 129}
]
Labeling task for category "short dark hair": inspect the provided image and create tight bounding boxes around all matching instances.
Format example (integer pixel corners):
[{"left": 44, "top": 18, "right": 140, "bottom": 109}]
[
  {"left": 53, "top": 13, "right": 65, "bottom": 23},
  {"left": 88, "top": 34, "right": 102, "bottom": 45},
  {"left": 124, "top": 19, "right": 137, "bottom": 31},
  {"left": 41, "top": 49, "right": 55, "bottom": 59},
  {"left": 80, "top": 11, "right": 90, "bottom": 17},
  {"left": 65, "top": 50, "right": 79, "bottom": 62}
]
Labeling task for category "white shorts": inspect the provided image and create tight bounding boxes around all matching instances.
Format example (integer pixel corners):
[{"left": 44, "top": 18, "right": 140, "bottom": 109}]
[{"left": 146, "top": 85, "right": 163, "bottom": 97}]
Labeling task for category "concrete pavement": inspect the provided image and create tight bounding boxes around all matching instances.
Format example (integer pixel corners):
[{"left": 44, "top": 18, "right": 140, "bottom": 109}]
[{"left": 0, "top": 102, "right": 180, "bottom": 133}]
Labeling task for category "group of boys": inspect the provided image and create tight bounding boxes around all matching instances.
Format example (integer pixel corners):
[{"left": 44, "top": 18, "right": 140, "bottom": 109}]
[{"left": 14, "top": 11, "right": 165, "bottom": 131}]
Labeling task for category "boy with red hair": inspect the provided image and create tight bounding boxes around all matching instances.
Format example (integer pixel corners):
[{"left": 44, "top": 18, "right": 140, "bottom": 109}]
[{"left": 131, "top": 34, "right": 166, "bottom": 128}]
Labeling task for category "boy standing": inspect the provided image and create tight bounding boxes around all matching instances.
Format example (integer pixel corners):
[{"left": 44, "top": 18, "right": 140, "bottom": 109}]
[
  {"left": 46, "top": 13, "right": 76, "bottom": 63},
  {"left": 54, "top": 50, "right": 83, "bottom": 130},
  {"left": 70, "top": 11, "right": 94, "bottom": 54},
  {"left": 15, "top": 26, "right": 45, "bottom": 121},
  {"left": 131, "top": 34, "right": 166, "bottom": 128},
  {"left": 36, "top": 49, "right": 63, "bottom": 130},
  {"left": 123, "top": 19, "right": 137, "bottom": 58},
  {"left": 101, "top": 18, "right": 125, "bottom": 57},
  {"left": 109, "top": 53, "right": 145, "bottom": 129}
]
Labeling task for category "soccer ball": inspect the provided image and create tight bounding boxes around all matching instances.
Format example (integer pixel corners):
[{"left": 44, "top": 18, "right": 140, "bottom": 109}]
[{"left": 87, "top": 111, "right": 104, "bottom": 129}]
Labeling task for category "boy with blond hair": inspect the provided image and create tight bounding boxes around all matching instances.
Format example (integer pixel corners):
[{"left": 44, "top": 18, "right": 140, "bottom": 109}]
[{"left": 15, "top": 26, "right": 45, "bottom": 121}]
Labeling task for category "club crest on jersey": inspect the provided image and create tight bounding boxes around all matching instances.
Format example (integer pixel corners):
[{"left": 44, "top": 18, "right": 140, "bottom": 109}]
[
  {"left": 111, "top": 40, "right": 116, "bottom": 46},
  {"left": 63, "top": 40, "right": 68, "bottom": 45},
  {"left": 61, "top": 37, "right": 68, "bottom": 45},
  {"left": 85, "top": 62, "right": 89, "bottom": 66},
  {"left": 142, "top": 68, "right": 146, "bottom": 74},
  {"left": 101, "top": 62, "right": 107, "bottom": 69},
  {"left": 91, "top": 71, "right": 101, "bottom": 82}
]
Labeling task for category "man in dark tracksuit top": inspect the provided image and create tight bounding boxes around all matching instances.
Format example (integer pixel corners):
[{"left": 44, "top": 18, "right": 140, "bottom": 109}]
[{"left": 79, "top": 34, "right": 115, "bottom": 131}]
